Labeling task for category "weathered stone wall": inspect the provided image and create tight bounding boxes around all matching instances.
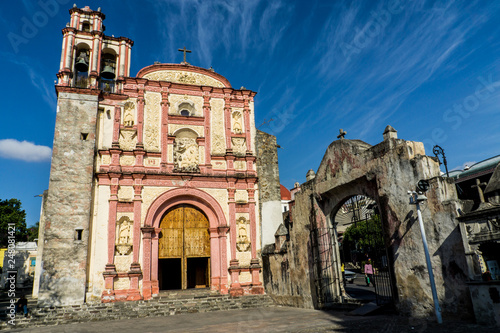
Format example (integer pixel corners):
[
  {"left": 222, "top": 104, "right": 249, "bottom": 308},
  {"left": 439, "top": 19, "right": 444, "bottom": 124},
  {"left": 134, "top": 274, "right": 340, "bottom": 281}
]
[
  {"left": 263, "top": 134, "right": 473, "bottom": 318},
  {"left": 38, "top": 92, "right": 99, "bottom": 306},
  {"left": 255, "top": 130, "right": 282, "bottom": 246}
]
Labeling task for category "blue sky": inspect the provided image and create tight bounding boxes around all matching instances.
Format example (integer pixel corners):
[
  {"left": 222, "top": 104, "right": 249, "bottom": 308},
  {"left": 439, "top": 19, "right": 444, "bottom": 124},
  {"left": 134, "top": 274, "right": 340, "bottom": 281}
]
[{"left": 1, "top": 0, "right": 500, "bottom": 227}]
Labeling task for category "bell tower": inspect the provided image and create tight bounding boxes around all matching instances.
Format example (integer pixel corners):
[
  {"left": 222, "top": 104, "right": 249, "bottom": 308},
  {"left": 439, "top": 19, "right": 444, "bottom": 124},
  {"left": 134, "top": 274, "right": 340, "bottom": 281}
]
[
  {"left": 57, "top": 5, "right": 133, "bottom": 93},
  {"left": 37, "top": 5, "right": 134, "bottom": 306}
]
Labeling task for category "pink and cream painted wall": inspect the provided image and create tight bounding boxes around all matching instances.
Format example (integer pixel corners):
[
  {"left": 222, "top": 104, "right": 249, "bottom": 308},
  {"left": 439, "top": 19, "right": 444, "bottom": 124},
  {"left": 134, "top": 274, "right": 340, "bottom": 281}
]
[{"left": 85, "top": 65, "right": 263, "bottom": 302}]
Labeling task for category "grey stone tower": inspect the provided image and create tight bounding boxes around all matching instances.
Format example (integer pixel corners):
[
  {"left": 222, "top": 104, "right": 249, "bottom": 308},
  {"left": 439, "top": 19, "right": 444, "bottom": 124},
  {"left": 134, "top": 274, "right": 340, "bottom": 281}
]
[{"left": 37, "top": 6, "right": 133, "bottom": 306}]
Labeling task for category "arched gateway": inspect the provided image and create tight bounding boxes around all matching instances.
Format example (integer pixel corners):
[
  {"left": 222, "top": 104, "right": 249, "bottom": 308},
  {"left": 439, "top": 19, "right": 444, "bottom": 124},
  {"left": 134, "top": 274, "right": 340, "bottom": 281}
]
[{"left": 142, "top": 188, "right": 229, "bottom": 299}]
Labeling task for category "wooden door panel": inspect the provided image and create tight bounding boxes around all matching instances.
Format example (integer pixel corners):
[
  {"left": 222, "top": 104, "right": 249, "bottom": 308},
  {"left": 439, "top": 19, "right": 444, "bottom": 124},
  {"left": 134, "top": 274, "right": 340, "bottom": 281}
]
[
  {"left": 159, "top": 205, "right": 210, "bottom": 288},
  {"left": 184, "top": 228, "right": 210, "bottom": 257},
  {"left": 159, "top": 228, "right": 183, "bottom": 258}
]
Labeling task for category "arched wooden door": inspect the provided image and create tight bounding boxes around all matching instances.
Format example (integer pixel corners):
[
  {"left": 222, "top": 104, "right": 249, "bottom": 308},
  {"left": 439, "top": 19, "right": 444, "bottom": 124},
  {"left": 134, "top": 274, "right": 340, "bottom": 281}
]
[{"left": 158, "top": 205, "right": 210, "bottom": 290}]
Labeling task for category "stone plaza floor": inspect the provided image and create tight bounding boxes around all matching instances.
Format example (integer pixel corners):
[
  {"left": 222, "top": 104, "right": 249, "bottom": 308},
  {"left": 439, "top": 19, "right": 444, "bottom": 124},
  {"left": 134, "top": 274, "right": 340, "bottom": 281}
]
[{"left": 5, "top": 306, "right": 499, "bottom": 333}]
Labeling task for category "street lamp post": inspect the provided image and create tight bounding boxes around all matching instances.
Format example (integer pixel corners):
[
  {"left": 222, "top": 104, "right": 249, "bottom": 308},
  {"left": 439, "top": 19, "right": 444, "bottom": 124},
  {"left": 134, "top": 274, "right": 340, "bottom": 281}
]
[
  {"left": 432, "top": 145, "right": 449, "bottom": 178},
  {"left": 409, "top": 185, "right": 443, "bottom": 324}
]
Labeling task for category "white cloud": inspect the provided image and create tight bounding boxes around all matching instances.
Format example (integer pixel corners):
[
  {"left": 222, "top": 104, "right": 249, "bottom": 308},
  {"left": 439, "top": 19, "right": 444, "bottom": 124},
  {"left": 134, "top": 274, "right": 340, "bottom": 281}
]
[{"left": 0, "top": 139, "right": 52, "bottom": 162}]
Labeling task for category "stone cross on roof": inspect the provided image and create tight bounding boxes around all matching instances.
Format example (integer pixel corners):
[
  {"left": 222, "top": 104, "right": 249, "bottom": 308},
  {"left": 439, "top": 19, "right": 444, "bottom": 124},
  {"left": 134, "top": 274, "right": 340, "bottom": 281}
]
[
  {"left": 178, "top": 46, "right": 191, "bottom": 65},
  {"left": 337, "top": 129, "right": 347, "bottom": 140},
  {"left": 471, "top": 178, "right": 488, "bottom": 203}
]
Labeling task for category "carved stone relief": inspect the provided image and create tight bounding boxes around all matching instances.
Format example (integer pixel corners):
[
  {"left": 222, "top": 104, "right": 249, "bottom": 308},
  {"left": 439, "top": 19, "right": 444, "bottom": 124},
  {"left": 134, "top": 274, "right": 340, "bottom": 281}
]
[
  {"left": 120, "top": 155, "right": 135, "bottom": 166},
  {"left": 141, "top": 187, "right": 174, "bottom": 225},
  {"left": 232, "top": 137, "right": 246, "bottom": 156},
  {"left": 143, "top": 70, "right": 226, "bottom": 88},
  {"left": 118, "top": 186, "right": 134, "bottom": 202},
  {"left": 173, "top": 137, "right": 200, "bottom": 173},
  {"left": 235, "top": 190, "right": 248, "bottom": 203},
  {"left": 101, "top": 154, "right": 111, "bottom": 165},
  {"left": 119, "top": 129, "right": 137, "bottom": 151},
  {"left": 115, "top": 216, "right": 133, "bottom": 255},
  {"left": 144, "top": 92, "right": 161, "bottom": 151},
  {"left": 210, "top": 99, "right": 226, "bottom": 155},
  {"left": 144, "top": 157, "right": 160, "bottom": 167},
  {"left": 234, "top": 160, "right": 246, "bottom": 170},
  {"left": 212, "top": 160, "right": 227, "bottom": 170},
  {"left": 236, "top": 217, "right": 251, "bottom": 252}
]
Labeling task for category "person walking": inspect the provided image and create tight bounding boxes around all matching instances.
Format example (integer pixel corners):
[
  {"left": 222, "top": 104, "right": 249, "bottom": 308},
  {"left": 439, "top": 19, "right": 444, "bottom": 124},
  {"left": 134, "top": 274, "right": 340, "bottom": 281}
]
[
  {"left": 364, "top": 259, "right": 375, "bottom": 287},
  {"left": 16, "top": 294, "right": 28, "bottom": 317}
]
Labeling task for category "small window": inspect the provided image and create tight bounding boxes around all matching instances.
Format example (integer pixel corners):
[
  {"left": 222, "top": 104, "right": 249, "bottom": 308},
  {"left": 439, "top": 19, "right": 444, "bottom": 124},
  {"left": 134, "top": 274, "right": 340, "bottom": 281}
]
[
  {"left": 81, "top": 133, "right": 88, "bottom": 141},
  {"left": 30, "top": 258, "right": 36, "bottom": 267},
  {"left": 180, "top": 109, "right": 190, "bottom": 116},
  {"left": 75, "top": 229, "right": 83, "bottom": 241}
]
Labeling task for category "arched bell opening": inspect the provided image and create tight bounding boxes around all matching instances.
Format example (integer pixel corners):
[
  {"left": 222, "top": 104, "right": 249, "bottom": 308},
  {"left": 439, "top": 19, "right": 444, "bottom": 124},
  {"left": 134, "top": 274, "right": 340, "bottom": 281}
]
[
  {"left": 100, "top": 50, "right": 116, "bottom": 92},
  {"left": 74, "top": 44, "right": 90, "bottom": 88},
  {"left": 81, "top": 21, "right": 91, "bottom": 32}
]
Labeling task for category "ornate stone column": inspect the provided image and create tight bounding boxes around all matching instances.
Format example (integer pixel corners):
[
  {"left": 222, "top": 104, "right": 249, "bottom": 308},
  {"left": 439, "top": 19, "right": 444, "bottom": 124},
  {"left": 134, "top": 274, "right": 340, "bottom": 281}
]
[
  {"left": 248, "top": 184, "right": 263, "bottom": 293},
  {"left": 209, "top": 227, "right": 221, "bottom": 291},
  {"left": 160, "top": 84, "right": 170, "bottom": 170},
  {"left": 136, "top": 89, "right": 145, "bottom": 148},
  {"left": 103, "top": 176, "right": 119, "bottom": 300},
  {"left": 151, "top": 228, "right": 161, "bottom": 296},
  {"left": 218, "top": 225, "right": 230, "bottom": 294},
  {"left": 141, "top": 226, "right": 154, "bottom": 300}
]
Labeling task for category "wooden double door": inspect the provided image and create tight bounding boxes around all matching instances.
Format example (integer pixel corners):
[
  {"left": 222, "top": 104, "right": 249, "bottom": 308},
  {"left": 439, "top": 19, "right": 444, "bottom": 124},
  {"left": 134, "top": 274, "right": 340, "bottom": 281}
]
[{"left": 158, "top": 205, "right": 210, "bottom": 290}]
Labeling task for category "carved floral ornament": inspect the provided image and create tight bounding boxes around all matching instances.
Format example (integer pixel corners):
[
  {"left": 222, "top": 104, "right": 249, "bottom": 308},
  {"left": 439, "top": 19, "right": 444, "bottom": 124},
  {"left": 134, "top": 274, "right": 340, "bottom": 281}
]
[
  {"left": 231, "top": 137, "right": 246, "bottom": 156},
  {"left": 142, "top": 70, "right": 225, "bottom": 88},
  {"left": 119, "top": 129, "right": 137, "bottom": 151}
]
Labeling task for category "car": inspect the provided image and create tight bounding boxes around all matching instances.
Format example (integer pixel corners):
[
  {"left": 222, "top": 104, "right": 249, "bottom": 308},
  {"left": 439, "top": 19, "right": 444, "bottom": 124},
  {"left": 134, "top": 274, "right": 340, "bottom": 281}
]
[{"left": 344, "top": 270, "right": 357, "bottom": 284}]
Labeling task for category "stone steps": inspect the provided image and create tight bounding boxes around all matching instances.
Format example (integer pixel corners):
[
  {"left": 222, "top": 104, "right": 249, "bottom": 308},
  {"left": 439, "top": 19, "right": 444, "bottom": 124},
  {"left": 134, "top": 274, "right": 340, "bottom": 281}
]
[{"left": 0, "top": 290, "right": 275, "bottom": 330}]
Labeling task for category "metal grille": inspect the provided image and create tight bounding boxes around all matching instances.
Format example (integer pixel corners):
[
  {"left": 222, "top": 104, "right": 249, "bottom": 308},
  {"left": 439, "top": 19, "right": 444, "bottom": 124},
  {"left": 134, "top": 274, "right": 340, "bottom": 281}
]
[
  {"left": 357, "top": 214, "right": 396, "bottom": 306},
  {"left": 310, "top": 227, "right": 341, "bottom": 307}
]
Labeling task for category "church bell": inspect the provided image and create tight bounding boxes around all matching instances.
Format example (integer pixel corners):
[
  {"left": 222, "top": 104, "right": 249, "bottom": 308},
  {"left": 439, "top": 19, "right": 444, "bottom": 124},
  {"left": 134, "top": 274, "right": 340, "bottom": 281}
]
[
  {"left": 101, "top": 60, "right": 116, "bottom": 79},
  {"left": 75, "top": 52, "right": 89, "bottom": 72}
]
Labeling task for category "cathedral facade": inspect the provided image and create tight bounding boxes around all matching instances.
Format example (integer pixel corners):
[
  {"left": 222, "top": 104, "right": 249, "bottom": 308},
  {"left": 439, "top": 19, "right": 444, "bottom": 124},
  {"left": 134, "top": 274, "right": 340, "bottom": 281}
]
[{"left": 35, "top": 6, "right": 279, "bottom": 305}]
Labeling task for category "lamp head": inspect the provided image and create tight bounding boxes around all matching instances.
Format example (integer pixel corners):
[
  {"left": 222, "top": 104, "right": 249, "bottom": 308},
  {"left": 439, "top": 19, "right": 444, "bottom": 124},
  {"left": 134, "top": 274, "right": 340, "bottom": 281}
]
[{"left": 417, "top": 179, "right": 430, "bottom": 193}]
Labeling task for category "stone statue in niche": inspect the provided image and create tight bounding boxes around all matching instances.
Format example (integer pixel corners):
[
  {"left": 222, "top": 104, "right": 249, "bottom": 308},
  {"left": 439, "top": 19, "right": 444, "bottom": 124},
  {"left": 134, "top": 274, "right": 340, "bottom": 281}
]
[
  {"left": 232, "top": 111, "right": 242, "bottom": 134},
  {"left": 123, "top": 101, "right": 135, "bottom": 127},
  {"left": 236, "top": 217, "right": 251, "bottom": 252},
  {"left": 115, "top": 216, "right": 133, "bottom": 255},
  {"left": 173, "top": 137, "right": 200, "bottom": 173}
]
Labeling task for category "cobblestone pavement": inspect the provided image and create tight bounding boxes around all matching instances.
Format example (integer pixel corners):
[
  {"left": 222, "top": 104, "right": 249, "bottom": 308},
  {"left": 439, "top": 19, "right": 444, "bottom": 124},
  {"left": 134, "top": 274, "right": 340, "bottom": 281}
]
[{"left": 4, "top": 306, "right": 498, "bottom": 333}]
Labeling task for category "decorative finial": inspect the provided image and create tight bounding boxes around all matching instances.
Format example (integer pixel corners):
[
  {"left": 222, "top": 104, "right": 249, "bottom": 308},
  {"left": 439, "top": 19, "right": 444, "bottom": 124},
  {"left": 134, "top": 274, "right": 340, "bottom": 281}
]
[{"left": 337, "top": 129, "right": 347, "bottom": 140}]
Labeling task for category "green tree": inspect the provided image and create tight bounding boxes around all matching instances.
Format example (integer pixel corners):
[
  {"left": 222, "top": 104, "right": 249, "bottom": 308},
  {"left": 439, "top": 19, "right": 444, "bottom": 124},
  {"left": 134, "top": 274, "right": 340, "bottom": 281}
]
[
  {"left": 343, "top": 215, "right": 384, "bottom": 258},
  {"left": 0, "top": 198, "right": 28, "bottom": 247},
  {"left": 27, "top": 221, "right": 40, "bottom": 242}
]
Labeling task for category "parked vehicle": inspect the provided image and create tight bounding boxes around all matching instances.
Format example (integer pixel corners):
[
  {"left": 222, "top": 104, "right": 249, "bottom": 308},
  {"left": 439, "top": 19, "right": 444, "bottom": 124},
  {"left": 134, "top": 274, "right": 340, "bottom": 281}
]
[{"left": 344, "top": 270, "right": 356, "bottom": 284}]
